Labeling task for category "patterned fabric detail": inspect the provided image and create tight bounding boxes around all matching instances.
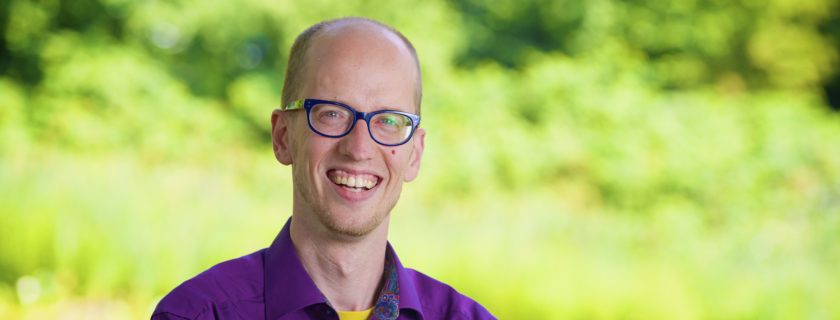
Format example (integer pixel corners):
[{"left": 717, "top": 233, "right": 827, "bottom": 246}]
[{"left": 371, "top": 250, "right": 400, "bottom": 320}]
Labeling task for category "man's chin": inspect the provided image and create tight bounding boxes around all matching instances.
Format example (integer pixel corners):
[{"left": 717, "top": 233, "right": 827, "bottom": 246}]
[{"left": 316, "top": 209, "right": 385, "bottom": 238}]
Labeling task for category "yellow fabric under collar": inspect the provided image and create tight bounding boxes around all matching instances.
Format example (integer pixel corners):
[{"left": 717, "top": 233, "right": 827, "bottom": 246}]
[{"left": 337, "top": 307, "right": 374, "bottom": 320}]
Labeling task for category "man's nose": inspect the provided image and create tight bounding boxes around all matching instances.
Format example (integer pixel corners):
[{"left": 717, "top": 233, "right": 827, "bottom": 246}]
[{"left": 338, "top": 120, "right": 376, "bottom": 161}]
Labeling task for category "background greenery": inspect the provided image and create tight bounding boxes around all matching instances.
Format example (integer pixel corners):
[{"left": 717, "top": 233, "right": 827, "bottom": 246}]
[{"left": 2, "top": 0, "right": 840, "bottom": 318}]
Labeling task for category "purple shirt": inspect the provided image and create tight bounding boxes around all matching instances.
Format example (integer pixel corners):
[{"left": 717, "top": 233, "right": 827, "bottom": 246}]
[{"left": 152, "top": 219, "right": 495, "bottom": 320}]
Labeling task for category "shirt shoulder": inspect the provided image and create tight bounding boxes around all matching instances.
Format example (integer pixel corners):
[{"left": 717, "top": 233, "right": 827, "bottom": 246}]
[
  {"left": 152, "top": 249, "right": 267, "bottom": 320},
  {"left": 403, "top": 268, "right": 496, "bottom": 320}
]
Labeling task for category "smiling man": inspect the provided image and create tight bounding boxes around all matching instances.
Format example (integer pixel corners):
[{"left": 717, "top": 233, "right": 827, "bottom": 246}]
[{"left": 152, "top": 17, "right": 495, "bottom": 320}]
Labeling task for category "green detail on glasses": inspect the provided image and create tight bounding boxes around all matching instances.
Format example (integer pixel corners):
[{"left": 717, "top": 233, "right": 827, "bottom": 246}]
[{"left": 283, "top": 99, "right": 305, "bottom": 111}]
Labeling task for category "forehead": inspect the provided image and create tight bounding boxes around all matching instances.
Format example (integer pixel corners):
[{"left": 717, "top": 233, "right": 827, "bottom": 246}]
[{"left": 302, "top": 23, "right": 419, "bottom": 111}]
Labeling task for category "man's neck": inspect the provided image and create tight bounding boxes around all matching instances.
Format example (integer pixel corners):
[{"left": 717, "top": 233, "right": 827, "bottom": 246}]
[{"left": 289, "top": 214, "right": 390, "bottom": 311}]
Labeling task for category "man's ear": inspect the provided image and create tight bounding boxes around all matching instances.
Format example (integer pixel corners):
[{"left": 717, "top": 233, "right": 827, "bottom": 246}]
[
  {"left": 403, "top": 128, "right": 425, "bottom": 182},
  {"left": 271, "top": 109, "right": 293, "bottom": 165}
]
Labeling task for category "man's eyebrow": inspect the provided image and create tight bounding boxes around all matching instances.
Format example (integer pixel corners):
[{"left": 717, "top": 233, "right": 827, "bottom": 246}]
[{"left": 329, "top": 98, "right": 410, "bottom": 111}]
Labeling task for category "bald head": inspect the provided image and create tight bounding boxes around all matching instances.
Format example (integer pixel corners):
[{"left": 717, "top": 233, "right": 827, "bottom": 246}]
[{"left": 281, "top": 18, "right": 422, "bottom": 113}]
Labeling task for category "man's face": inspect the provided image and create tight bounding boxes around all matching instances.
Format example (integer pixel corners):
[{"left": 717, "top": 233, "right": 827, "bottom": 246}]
[{"left": 272, "top": 24, "right": 424, "bottom": 237}]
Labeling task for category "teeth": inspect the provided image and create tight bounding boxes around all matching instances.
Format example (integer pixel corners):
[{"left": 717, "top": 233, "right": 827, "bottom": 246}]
[{"left": 329, "top": 170, "right": 377, "bottom": 190}]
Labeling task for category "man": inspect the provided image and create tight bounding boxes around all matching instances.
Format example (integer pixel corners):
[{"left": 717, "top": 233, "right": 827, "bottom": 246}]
[{"left": 152, "top": 17, "right": 495, "bottom": 320}]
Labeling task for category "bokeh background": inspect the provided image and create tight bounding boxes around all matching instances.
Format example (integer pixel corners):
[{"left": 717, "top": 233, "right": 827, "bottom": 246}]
[{"left": 2, "top": 0, "right": 840, "bottom": 319}]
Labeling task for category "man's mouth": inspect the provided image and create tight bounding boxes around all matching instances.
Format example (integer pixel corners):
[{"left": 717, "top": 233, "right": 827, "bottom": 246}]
[{"left": 327, "top": 169, "right": 381, "bottom": 193}]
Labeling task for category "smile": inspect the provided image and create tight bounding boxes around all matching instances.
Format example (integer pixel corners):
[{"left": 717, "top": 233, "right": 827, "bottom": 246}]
[{"left": 327, "top": 169, "right": 381, "bottom": 193}]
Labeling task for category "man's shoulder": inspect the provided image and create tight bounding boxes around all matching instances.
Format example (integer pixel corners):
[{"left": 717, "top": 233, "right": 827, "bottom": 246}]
[
  {"left": 152, "top": 249, "right": 267, "bottom": 320},
  {"left": 403, "top": 268, "right": 496, "bottom": 319}
]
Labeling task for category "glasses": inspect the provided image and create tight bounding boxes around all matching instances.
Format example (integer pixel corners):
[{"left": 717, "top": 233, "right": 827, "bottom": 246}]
[{"left": 281, "top": 99, "right": 421, "bottom": 146}]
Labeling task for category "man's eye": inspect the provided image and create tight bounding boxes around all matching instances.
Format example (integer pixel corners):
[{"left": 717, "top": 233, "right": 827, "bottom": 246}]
[
  {"left": 380, "top": 117, "right": 399, "bottom": 126},
  {"left": 317, "top": 108, "right": 346, "bottom": 122}
]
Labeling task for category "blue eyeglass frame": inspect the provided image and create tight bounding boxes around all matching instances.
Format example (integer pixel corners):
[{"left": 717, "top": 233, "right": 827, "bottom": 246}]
[{"left": 282, "top": 98, "right": 421, "bottom": 147}]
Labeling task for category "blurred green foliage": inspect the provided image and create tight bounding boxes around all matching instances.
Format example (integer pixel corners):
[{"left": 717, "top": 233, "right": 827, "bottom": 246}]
[{"left": 2, "top": 0, "right": 840, "bottom": 318}]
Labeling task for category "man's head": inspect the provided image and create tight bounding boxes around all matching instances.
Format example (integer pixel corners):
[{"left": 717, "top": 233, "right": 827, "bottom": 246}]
[
  {"left": 271, "top": 18, "right": 425, "bottom": 238},
  {"left": 281, "top": 18, "right": 422, "bottom": 112}
]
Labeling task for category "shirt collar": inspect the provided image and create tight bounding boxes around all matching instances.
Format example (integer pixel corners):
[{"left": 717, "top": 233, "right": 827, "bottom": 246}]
[
  {"left": 264, "top": 218, "right": 327, "bottom": 319},
  {"left": 264, "top": 218, "right": 425, "bottom": 320},
  {"left": 391, "top": 243, "right": 424, "bottom": 319}
]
